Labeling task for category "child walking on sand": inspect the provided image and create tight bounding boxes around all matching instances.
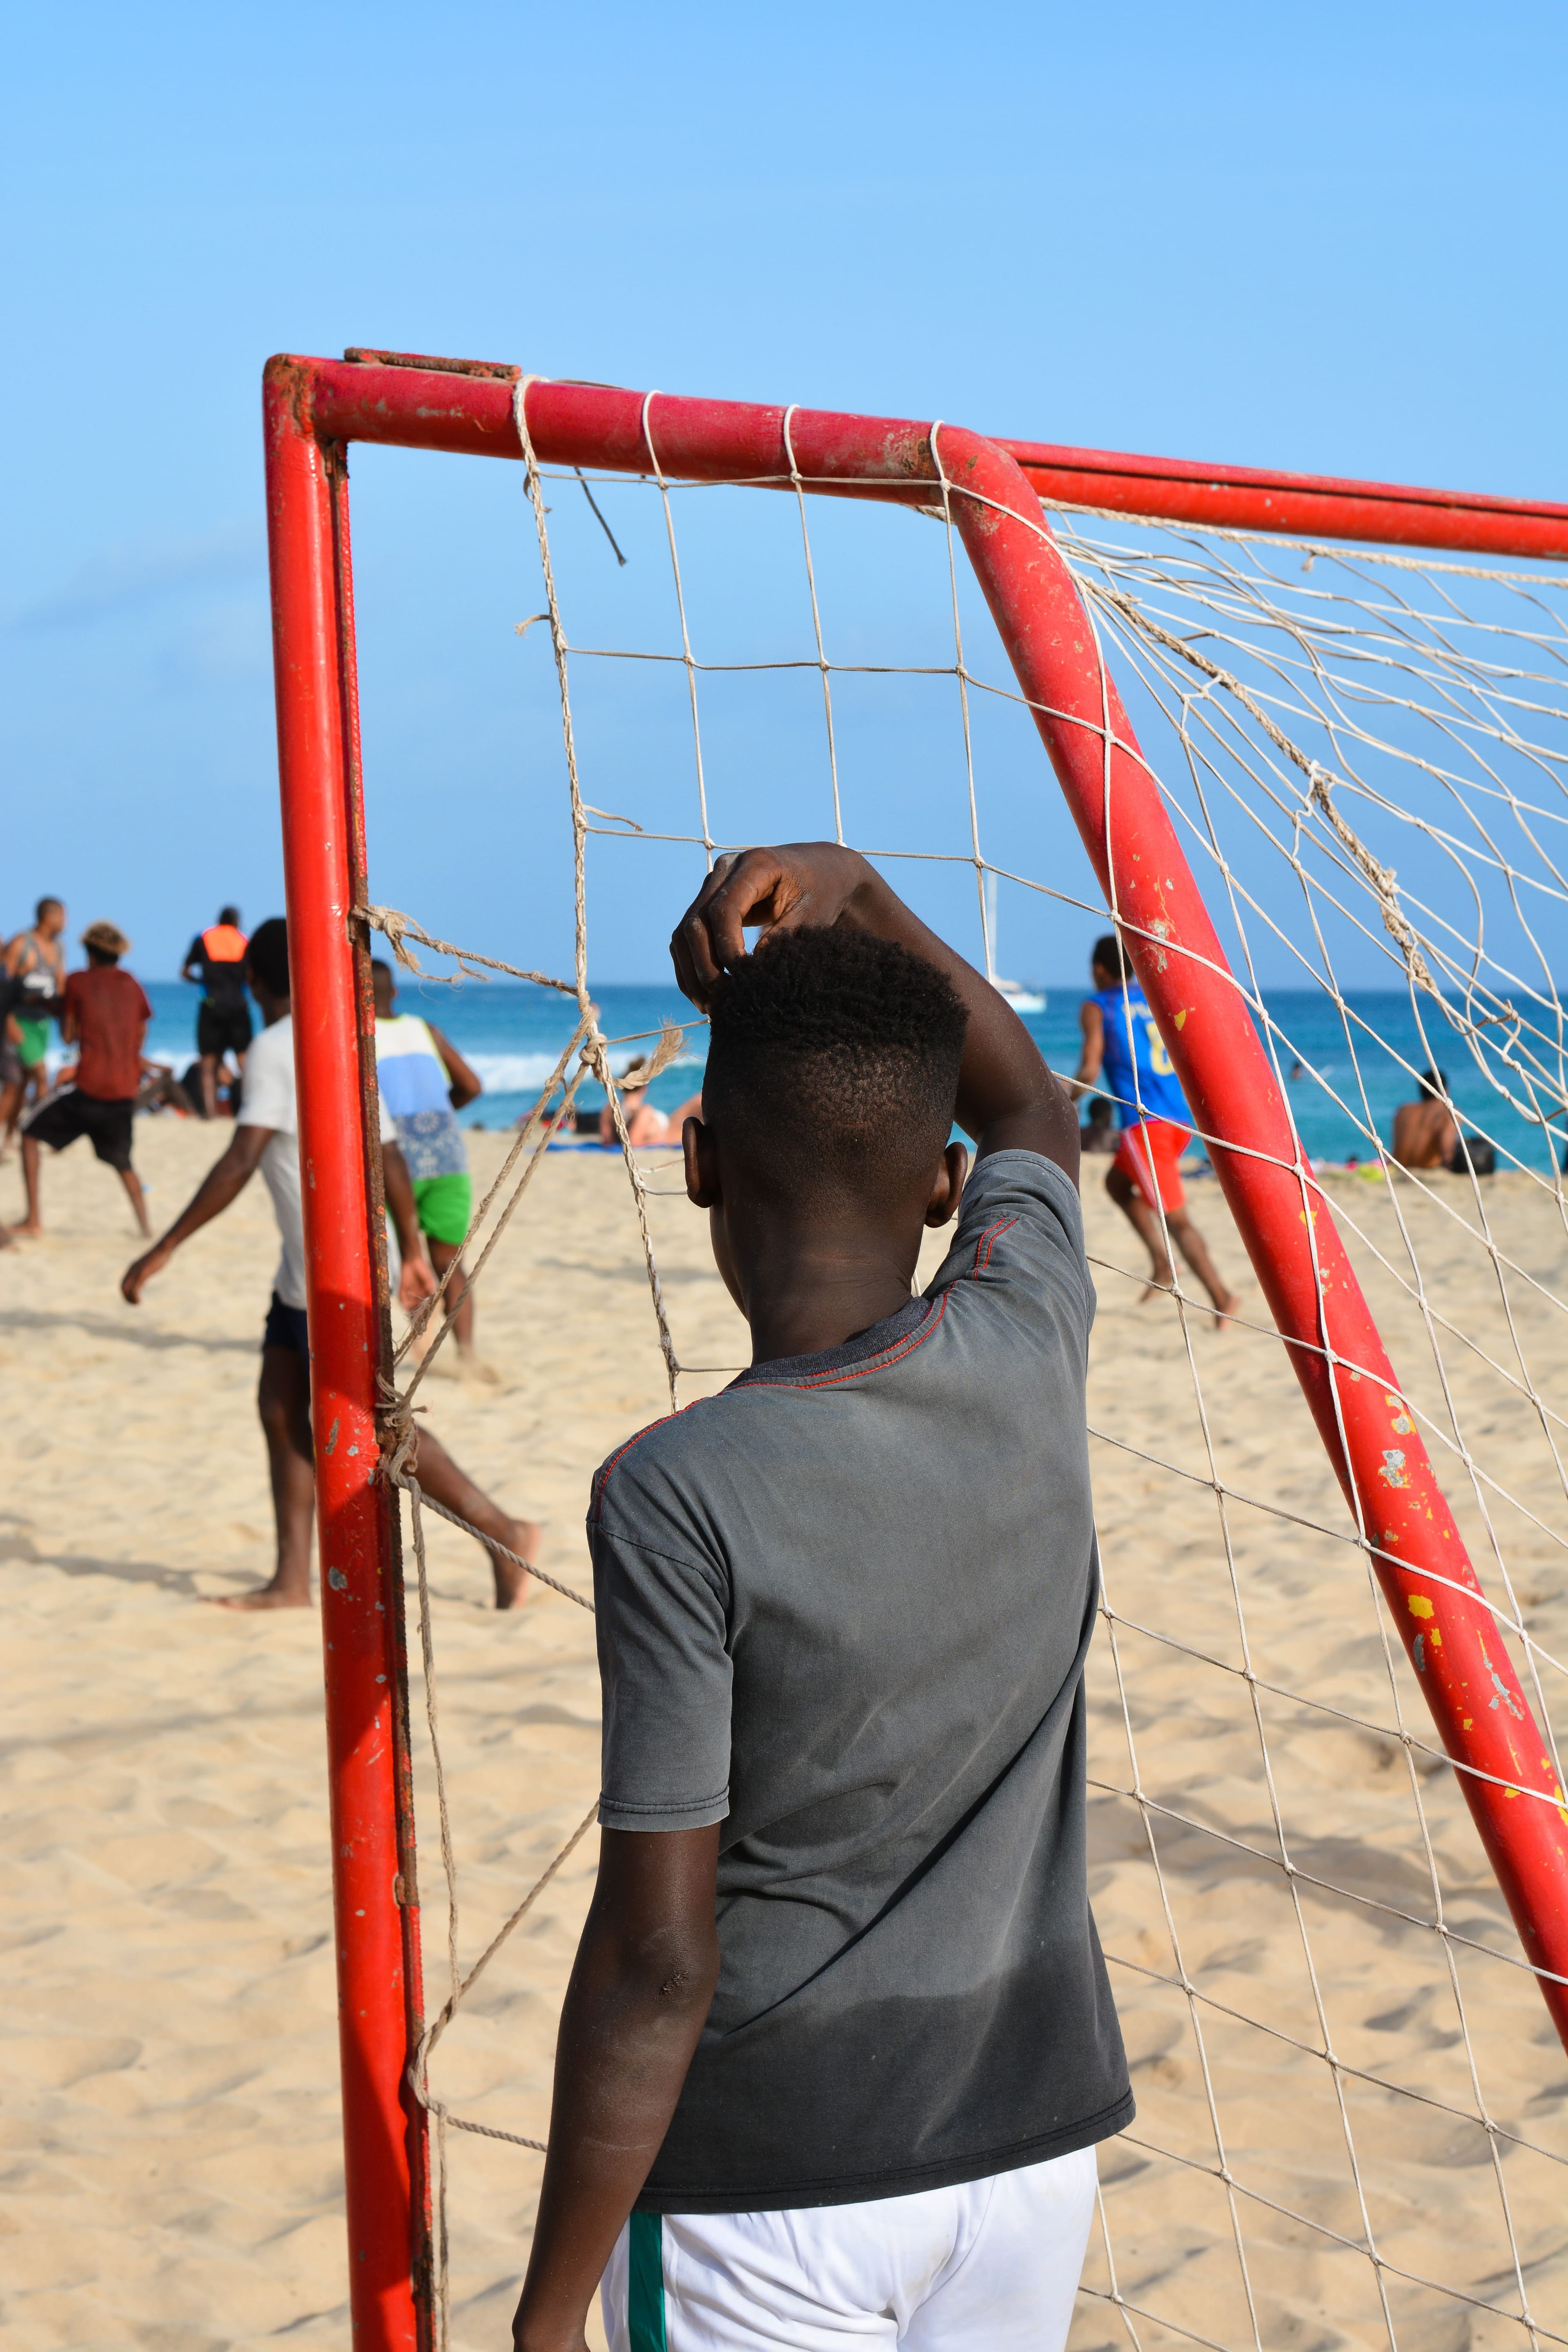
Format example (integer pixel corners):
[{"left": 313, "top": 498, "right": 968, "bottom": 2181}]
[
  {"left": 511, "top": 844, "right": 1130, "bottom": 2352},
  {"left": 370, "top": 958, "right": 490, "bottom": 1373}
]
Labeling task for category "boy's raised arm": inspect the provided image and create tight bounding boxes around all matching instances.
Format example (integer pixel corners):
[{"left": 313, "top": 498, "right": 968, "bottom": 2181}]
[
  {"left": 671, "top": 843, "right": 1079, "bottom": 1178},
  {"left": 428, "top": 1022, "right": 483, "bottom": 1109}
]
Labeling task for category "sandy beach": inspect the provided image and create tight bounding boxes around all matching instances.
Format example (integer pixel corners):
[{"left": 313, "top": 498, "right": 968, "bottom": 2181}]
[{"left": 2, "top": 1121, "right": 1564, "bottom": 2350}]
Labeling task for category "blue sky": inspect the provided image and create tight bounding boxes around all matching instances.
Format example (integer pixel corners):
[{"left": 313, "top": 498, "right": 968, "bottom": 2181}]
[{"left": 4, "top": 1, "right": 1566, "bottom": 984}]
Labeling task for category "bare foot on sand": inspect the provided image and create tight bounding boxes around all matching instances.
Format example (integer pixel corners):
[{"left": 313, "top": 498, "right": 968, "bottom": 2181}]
[
  {"left": 458, "top": 1350, "right": 503, "bottom": 1387},
  {"left": 492, "top": 1519, "right": 541, "bottom": 1610},
  {"left": 208, "top": 1581, "right": 312, "bottom": 1611},
  {"left": 1139, "top": 1267, "right": 1176, "bottom": 1304},
  {"left": 13, "top": 1221, "right": 45, "bottom": 1240},
  {"left": 1210, "top": 1288, "right": 1240, "bottom": 1332}
]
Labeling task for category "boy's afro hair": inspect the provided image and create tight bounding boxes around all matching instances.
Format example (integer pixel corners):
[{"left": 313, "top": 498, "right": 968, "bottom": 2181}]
[
  {"left": 707, "top": 924, "right": 967, "bottom": 1062},
  {"left": 704, "top": 927, "right": 968, "bottom": 1199}
]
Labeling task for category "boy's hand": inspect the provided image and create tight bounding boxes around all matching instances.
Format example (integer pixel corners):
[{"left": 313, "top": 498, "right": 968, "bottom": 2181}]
[
  {"left": 672, "top": 841, "right": 1079, "bottom": 1176},
  {"left": 398, "top": 1252, "right": 438, "bottom": 1314},
  {"left": 671, "top": 844, "right": 872, "bottom": 1007},
  {"left": 122, "top": 1241, "right": 175, "bottom": 1304}
]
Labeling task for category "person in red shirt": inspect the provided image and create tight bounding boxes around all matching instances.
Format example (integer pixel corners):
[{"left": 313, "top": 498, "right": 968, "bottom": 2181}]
[{"left": 18, "top": 920, "right": 153, "bottom": 1238}]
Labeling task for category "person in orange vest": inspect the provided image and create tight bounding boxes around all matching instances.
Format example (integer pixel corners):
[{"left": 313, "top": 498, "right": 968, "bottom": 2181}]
[{"left": 181, "top": 906, "right": 252, "bottom": 1119}]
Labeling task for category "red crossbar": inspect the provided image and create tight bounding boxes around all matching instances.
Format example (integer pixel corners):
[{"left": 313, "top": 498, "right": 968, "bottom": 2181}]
[
  {"left": 281, "top": 348, "right": 1568, "bottom": 562},
  {"left": 262, "top": 352, "right": 1568, "bottom": 2351},
  {"left": 995, "top": 438, "right": 1568, "bottom": 563}
]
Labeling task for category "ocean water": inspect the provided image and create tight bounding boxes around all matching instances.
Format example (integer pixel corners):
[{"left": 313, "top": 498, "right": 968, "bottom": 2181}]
[{"left": 136, "top": 978, "right": 1563, "bottom": 1176}]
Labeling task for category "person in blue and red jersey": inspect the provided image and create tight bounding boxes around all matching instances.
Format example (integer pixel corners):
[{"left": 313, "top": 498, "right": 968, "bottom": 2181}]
[
  {"left": 1072, "top": 931, "right": 1238, "bottom": 1326},
  {"left": 181, "top": 906, "right": 252, "bottom": 1119}
]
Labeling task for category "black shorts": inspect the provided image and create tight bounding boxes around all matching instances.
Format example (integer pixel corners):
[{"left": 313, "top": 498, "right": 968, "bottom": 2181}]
[
  {"left": 22, "top": 1087, "right": 135, "bottom": 1172},
  {"left": 198, "top": 998, "right": 254, "bottom": 1060},
  {"left": 262, "top": 1292, "right": 312, "bottom": 1358}
]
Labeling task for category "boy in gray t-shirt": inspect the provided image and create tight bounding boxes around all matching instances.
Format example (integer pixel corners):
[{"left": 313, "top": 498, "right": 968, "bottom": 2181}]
[{"left": 513, "top": 845, "right": 1130, "bottom": 2352}]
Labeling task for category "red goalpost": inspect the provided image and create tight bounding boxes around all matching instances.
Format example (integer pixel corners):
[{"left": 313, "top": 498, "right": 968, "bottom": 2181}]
[{"left": 262, "top": 349, "right": 1568, "bottom": 2352}]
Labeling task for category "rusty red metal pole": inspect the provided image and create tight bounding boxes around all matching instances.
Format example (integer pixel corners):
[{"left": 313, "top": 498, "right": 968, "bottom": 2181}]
[
  {"left": 920, "top": 425, "right": 1568, "bottom": 2042},
  {"left": 328, "top": 439, "right": 436, "bottom": 2330},
  {"left": 263, "top": 355, "right": 429, "bottom": 2350}
]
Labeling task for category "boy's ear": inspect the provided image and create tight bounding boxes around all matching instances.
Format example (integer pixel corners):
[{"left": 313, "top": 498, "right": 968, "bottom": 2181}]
[
  {"left": 684, "top": 1116, "right": 722, "bottom": 1209},
  {"left": 923, "top": 1139, "right": 969, "bottom": 1228}
]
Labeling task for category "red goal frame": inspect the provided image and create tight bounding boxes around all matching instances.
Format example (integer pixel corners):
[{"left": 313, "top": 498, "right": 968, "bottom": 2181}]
[{"left": 262, "top": 350, "right": 1568, "bottom": 2352}]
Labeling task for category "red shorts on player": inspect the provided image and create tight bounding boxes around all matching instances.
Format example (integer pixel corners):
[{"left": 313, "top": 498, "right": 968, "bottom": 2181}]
[{"left": 1113, "top": 1117, "right": 1190, "bottom": 1212}]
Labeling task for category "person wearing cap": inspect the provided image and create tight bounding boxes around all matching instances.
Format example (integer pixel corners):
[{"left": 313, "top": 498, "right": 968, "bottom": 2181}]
[
  {"left": 181, "top": 905, "right": 252, "bottom": 1119},
  {"left": 17, "top": 920, "right": 153, "bottom": 1238}
]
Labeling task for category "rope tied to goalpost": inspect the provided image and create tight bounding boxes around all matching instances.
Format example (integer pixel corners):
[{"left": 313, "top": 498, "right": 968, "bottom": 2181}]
[{"left": 356, "top": 901, "right": 579, "bottom": 994}]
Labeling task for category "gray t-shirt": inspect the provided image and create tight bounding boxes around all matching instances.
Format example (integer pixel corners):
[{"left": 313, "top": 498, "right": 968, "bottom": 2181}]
[{"left": 591, "top": 1149, "right": 1131, "bottom": 2213}]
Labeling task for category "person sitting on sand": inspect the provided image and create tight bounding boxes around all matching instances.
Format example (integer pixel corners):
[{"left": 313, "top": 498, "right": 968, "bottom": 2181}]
[
  {"left": 597, "top": 1074, "right": 704, "bottom": 1148},
  {"left": 1070, "top": 931, "right": 1237, "bottom": 1324},
  {"left": 371, "top": 958, "right": 491, "bottom": 1376},
  {"left": 1080, "top": 1093, "right": 1117, "bottom": 1154},
  {"left": 180, "top": 1052, "right": 241, "bottom": 1116},
  {"left": 120, "top": 919, "right": 539, "bottom": 1611},
  {"left": 1391, "top": 1067, "right": 1493, "bottom": 1176},
  {"left": 511, "top": 844, "right": 1129, "bottom": 2352},
  {"left": 56, "top": 1053, "right": 196, "bottom": 1120},
  {"left": 134, "top": 1060, "right": 196, "bottom": 1117},
  {"left": 17, "top": 920, "right": 153, "bottom": 1241}
]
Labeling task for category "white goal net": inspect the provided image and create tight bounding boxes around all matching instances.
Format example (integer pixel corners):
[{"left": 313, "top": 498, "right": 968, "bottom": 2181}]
[{"left": 353, "top": 399, "right": 1568, "bottom": 2352}]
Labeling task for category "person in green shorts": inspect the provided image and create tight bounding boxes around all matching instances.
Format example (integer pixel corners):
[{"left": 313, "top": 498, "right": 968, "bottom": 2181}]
[
  {"left": 4, "top": 896, "right": 67, "bottom": 1150},
  {"left": 371, "top": 959, "right": 492, "bottom": 1376}
]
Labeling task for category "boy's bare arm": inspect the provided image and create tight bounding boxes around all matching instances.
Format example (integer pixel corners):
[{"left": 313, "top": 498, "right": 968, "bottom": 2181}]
[
  {"left": 120, "top": 1125, "right": 272, "bottom": 1301},
  {"left": 1069, "top": 999, "right": 1104, "bottom": 1100},
  {"left": 512, "top": 1826, "right": 721, "bottom": 2352},
  {"left": 380, "top": 1140, "right": 439, "bottom": 1310},
  {"left": 427, "top": 1022, "right": 483, "bottom": 1109},
  {"left": 671, "top": 843, "right": 1079, "bottom": 1177}
]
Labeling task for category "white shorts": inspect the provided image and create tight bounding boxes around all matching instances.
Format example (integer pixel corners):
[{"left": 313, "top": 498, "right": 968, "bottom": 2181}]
[{"left": 601, "top": 2144, "right": 1097, "bottom": 2351}]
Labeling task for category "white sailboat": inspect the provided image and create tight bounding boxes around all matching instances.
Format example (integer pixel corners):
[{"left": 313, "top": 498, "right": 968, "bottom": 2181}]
[{"left": 984, "top": 871, "right": 1046, "bottom": 1015}]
